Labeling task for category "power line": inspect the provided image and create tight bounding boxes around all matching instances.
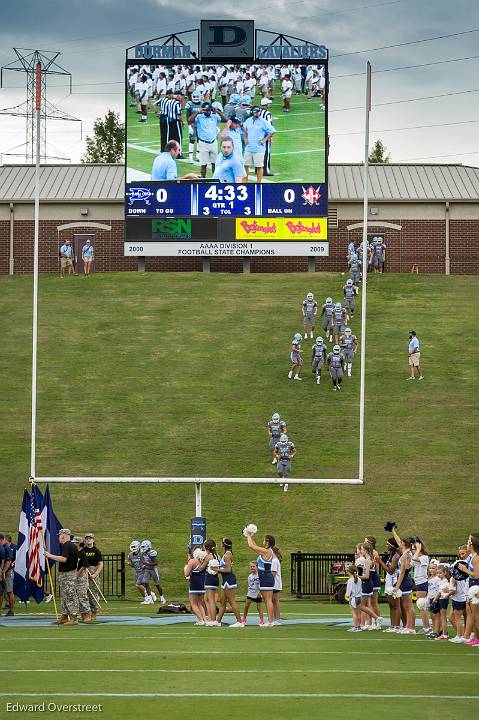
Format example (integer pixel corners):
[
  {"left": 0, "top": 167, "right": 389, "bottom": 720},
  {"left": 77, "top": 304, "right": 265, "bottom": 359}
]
[
  {"left": 400, "top": 150, "right": 479, "bottom": 161},
  {"left": 331, "top": 26, "right": 479, "bottom": 58},
  {"left": 332, "top": 53, "right": 479, "bottom": 79},
  {"left": 331, "top": 117, "right": 479, "bottom": 136},
  {"left": 330, "top": 86, "right": 479, "bottom": 112}
]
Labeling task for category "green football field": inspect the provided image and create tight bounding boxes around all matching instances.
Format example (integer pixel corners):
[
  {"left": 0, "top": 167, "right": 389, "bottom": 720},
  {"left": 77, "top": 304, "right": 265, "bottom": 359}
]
[
  {"left": 126, "top": 79, "right": 326, "bottom": 182},
  {"left": 3, "top": 600, "right": 479, "bottom": 719},
  {"left": 1, "top": 271, "right": 478, "bottom": 600}
]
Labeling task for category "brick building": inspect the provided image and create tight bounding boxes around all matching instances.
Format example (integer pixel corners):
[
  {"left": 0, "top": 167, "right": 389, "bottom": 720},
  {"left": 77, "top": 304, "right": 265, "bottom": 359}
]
[{"left": 1, "top": 163, "right": 478, "bottom": 275}]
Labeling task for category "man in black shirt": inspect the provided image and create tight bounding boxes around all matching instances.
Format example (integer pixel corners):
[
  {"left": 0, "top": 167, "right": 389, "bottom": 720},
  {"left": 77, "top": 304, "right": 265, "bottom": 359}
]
[
  {"left": 77, "top": 533, "right": 103, "bottom": 620},
  {"left": 45, "top": 528, "right": 79, "bottom": 625}
]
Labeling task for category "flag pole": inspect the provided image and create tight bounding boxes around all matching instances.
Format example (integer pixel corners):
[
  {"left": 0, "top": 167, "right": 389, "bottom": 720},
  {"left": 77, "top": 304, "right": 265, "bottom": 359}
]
[
  {"left": 39, "top": 525, "right": 59, "bottom": 621},
  {"left": 30, "top": 480, "right": 59, "bottom": 621},
  {"left": 359, "top": 61, "right": 371, "bottom": 484},
  {"left": 30, "top": 61, "right": 41, "bottom": 483}
]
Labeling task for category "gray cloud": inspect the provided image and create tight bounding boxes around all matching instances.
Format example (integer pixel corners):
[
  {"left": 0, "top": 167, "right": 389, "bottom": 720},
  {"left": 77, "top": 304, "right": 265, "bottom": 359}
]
[{"left": 1, "top": 0, "right": 478, "bottom": 164}]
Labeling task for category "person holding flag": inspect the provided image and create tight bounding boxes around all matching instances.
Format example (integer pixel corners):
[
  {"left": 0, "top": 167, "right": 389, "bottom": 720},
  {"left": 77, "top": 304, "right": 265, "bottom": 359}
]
[
  {"left": 45, "top": 529, "right": 80, "bottom": 625},
  {"left": 13, "top": 485, "right": 63, "bottom": 618}
]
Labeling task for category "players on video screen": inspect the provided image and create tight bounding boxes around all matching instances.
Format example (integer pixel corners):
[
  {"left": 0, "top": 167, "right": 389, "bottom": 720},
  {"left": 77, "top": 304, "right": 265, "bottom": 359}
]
[{"left": 127, "top": 63, "right": 326, "bottom": 183}]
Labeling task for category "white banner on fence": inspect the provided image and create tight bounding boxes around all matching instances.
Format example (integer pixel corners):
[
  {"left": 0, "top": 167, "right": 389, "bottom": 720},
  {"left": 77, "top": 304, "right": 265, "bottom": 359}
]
[{"left": 124, "top": 242, "right": 329, "bottom": 257}]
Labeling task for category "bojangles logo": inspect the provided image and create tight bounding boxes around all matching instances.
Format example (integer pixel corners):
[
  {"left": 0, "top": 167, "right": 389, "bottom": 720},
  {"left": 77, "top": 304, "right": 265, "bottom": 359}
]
[
  {"left": 285, "top": 221, "right": 322, "bottom": 235},
  {"left": 239, "top": 220, "right": 277, "bottom": 234}
]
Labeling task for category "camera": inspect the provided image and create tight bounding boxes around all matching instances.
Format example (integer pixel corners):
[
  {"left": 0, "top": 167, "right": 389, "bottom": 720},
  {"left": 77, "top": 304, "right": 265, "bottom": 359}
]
[{"left": 384, "top": 521, "right": 397, "bottom": 532}]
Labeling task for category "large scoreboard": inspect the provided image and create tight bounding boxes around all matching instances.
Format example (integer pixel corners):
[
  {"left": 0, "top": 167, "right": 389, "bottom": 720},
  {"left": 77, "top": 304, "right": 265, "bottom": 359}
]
[{"left": 125, "top": 21, "right": 328, "bottom": 257}]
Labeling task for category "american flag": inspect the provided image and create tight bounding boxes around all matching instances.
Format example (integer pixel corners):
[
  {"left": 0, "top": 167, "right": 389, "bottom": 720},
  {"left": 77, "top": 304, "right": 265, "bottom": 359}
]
[{"left": 28, "top": 493, "right": 44, "bottom": 587}]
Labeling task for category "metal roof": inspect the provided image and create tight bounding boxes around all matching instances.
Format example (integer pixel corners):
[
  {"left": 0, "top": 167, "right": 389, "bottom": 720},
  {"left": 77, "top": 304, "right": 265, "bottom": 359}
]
[
  {"left": 0, "top": 163, "right": 478, "bottom": 202},
  {"left": 0, "top": 164, "right": 124, "bottom": 202},
  {"left": 329, "top": 163, "right": 479, "bottom": 202}
]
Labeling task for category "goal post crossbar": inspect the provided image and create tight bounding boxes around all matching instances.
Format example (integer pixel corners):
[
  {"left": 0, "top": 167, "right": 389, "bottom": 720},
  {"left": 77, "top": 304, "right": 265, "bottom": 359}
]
[{"left": 35, "top": 477, "right": 363, "bottom": 485}]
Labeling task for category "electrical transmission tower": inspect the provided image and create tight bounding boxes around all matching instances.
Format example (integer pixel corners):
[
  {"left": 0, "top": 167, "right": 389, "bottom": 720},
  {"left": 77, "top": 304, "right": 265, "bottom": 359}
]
[{"left": 0, "top": 48, "right": 81, "bottom": 163}]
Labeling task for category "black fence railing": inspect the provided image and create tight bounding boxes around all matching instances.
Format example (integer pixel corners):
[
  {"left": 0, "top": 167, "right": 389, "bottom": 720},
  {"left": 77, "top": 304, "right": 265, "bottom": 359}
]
[
  {"left": 291, "top": 552, "right": 459, "bottom": 599},
  {"left": 45, "top": 553, "right": 126, "bottom": 598}
]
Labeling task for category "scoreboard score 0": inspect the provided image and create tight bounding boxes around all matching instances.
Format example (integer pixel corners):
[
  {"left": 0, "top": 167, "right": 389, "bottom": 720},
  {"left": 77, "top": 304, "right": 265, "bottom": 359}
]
[{"left": 126, "top": 182, "right": 328, "bottom": 218}]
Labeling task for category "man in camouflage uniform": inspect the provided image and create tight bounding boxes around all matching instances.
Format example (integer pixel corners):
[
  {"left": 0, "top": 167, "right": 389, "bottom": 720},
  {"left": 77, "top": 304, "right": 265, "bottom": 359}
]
[
  {"left": 78, "top": 533, "right": 104, "bottom": 620},
  {"left": 45, "top": 529, "right": 79, "bottom": 625},
  {"left": 73, "top": 536, "right": 93, "bottom": 623}
]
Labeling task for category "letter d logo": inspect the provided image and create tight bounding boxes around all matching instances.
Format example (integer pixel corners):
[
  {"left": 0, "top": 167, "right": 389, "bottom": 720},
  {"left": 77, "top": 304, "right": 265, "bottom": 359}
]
[{"left": 200, "top": 20, "right": 254, "bottom": 60}]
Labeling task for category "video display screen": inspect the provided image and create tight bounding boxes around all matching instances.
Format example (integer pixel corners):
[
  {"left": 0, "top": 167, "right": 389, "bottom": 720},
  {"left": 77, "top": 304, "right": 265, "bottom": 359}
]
[{"left": 126, "top": 62, "right": 326, "bottom": 185}]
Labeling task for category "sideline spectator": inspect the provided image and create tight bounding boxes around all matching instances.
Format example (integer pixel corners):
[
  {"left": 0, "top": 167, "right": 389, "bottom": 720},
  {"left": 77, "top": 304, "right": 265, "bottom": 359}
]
[
  {"left": 0, "top": 535, "right": 16, "bottom": 616},
  {"left": 407, "top": 330, "right": 424, "bottom": 380},
  {"left": 81, "top": 239, "right": 94, "bottom": 276},
  {"left": 59, "top": 239, "right": 75, "bottom": 277}
]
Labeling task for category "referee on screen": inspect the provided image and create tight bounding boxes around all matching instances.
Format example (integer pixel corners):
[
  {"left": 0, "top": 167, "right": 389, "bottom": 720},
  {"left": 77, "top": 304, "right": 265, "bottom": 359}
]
[{"left": 153, "top": 90, "right": 183, "bottom": 152}]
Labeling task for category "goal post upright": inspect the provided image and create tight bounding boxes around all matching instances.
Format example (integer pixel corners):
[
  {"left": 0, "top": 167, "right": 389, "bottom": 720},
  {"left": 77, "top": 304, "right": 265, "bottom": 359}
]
[{"left": 359, "top": 61, "right": 372, "bottom": 485}]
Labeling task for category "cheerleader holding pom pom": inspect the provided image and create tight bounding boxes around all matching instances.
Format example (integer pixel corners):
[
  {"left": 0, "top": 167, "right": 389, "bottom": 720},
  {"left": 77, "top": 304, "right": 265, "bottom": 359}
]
[
  {"left": 216, "top": 538, "right": 244, "bottom": 628},
  {"left": 184, "top": 547, "right": 209, "bottom": 626},
  {"left": 244, "top": 530, "right": 276, "bottom": 626}
]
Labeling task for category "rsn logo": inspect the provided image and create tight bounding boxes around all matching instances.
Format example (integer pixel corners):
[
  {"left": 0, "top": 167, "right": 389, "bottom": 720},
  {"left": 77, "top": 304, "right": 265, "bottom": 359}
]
[{"left": 128, "top": 187, "right": 154, "bottom": 205}]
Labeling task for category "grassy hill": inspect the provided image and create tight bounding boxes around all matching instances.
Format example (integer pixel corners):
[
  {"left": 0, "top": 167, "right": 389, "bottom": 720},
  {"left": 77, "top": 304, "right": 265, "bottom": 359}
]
[{"left": 1, "top": 271, "right": 478, "bottom": 597}]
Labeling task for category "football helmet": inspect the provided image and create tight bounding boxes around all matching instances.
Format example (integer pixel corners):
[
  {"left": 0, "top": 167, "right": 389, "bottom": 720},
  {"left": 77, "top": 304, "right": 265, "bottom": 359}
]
[
  {"left": 345, "top": 328, "right": 352, "bottom": 337},
  {"left": 335, "top": 302, "right": 342, "bottom": 310},
  {"left": 272, "top": 412, "right": 280, "bottom": 422},
  {"left": 326, "top": 297, "right": 332, "bottom": 304},
  {"left": 315, "top": 336, "right": 324, "bottom": 345},
  {"left": 346, "top": 279, "right": 353, "bottom": 286},
  {"left": 191, "top": 90, "right": 201, "bottom": 103},
  {"left": 129, "top": 540, "right": 140, "bottom": 552},
  {"left": 240, "top": 94, "right": 251, "bottom": 105},
  {"left": 279, "top": 434, "right": 288, "bottom": 443},
  {"left": 333, "top": 345, "right": 341, "bottom": 354},
  {"left": 230, "top": 93, "right": 241, "bottom": 105},
  {"left": 306, "top": 292, "right": 314, "bottom": 300},
  {"left": 140, "top": 540, "right": 152, "bottom": 553}
]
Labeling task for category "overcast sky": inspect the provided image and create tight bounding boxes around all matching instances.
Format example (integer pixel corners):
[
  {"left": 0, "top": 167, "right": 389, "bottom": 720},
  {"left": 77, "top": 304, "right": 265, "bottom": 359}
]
[{"left": 1, "top": 0, "right": 478, "bottom": 165}]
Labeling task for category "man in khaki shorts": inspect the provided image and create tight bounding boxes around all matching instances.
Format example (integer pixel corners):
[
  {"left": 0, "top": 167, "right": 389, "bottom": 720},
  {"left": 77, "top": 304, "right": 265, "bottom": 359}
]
[
  {"left": 407, "top": 330, "right": 424, "bottom": 380},
  {"left": 243, "top": 106, "right": 275, "bottom": 183},
  {"left": 188, "top": 102, "right": 227, "bottom": 178},
  {"left": 59, "top": 239, "right": 75, "bottom": 277}
]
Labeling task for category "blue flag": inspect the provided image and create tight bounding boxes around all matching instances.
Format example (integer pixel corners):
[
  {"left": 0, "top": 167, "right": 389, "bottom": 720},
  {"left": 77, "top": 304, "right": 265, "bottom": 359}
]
[
  {"left": 13, "top": 485, "right": 64, "bottom": 604},
  {"left": 44, "top": 485, "right": 62, "bottom": 559},
  {"left": 13, "top": 489, "right": 44, "bottom": 603}
]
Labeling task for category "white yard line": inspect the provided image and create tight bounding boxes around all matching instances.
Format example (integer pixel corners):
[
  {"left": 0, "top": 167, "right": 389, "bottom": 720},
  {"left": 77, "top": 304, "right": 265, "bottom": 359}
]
[
  {"left": 11, "top": 669, "right": 479, "bottom": 675},
  {"left": 2, "top": 692, "right": 479, "bottom": 699},
  {"left": 3, "top": 650, "right": 478, "bottom": 656}
]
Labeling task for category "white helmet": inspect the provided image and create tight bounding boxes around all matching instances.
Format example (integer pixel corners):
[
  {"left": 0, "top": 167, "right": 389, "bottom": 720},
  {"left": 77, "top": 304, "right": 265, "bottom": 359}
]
[
  {"left": 326, "top": 297, "right": 332, "bottom": 304},
  {"left": 345, "top": 327, "right": 352, "bottom": 336},
  {"left": 315, "top": 336, "right": 324, "bottom": 345},
  {"left": 346, "top": 279, "right": 353, "bottom": 286},
  {"left": 280, "top": 434, "right": 288, "bottom": 442},
  {"left": 306, "top": 292, "right": 314, "bottom": 300},
  {"left": 333, "top": 345, "right": 340, "bottom": 354},
  {"left": 272, "top": 412, "right": 280, "bottom": 422},
  {"left": 130, "top": 540, "right": 140, "bottom": 552},
  {"left": 293, "top": 333, "right": 302, "bottom": 341},
  {"left": 335, "top": 302, "right": 342, "bottom": 310},
  {"left": 140, "top": 539, "right": 152, "bottom": 553},
  {"left": 191, "top": 90, "right": 201, "bottom": 102}
]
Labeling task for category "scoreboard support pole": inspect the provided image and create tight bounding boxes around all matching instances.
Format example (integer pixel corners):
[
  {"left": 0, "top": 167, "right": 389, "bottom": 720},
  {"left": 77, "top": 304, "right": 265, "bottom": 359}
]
[
  {"left": 202, "top": 257, "right": 210, "bottom": 273},
  {"left": 243, "top": 257, "right": 251, "bottom": 273},
  {"left": 308, "top": 256, "right": 316, "bottom": 273}
]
